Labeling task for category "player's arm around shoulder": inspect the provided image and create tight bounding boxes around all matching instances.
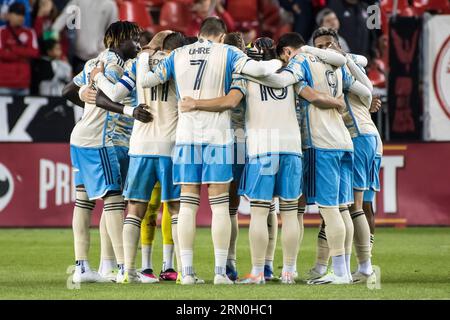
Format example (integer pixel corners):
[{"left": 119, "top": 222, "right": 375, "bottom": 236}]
[{"left": 178, "top": 89, "right": 244, "bottom": 113}]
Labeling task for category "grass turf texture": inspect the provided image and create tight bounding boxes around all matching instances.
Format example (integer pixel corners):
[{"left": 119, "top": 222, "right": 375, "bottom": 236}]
[{"left": 0, "top": 227, "right": 449, "bottom": 300}]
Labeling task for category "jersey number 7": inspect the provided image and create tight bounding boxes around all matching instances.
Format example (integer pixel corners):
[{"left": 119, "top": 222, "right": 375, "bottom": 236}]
[{"left": 190, "top": 59, "right": 207, "bottom": 90}]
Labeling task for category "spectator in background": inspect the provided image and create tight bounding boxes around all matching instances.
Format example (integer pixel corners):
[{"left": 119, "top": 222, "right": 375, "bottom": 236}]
[
  {"left": 31, "top": 38, "right": 72, "bottom": 96},
  {"left": 308, "top": 8, "right": 350, "bottom": 52},
  {"left": 327, "top": 0, "right": 377, "bottom": 57},
  {"left": 279, "top": 0, "right": 314, "bottom": 41},
  {"left": 0, "top": 3, "right": 39, "bottom": 95},
  {"left": 52, "top": 0, "right": 118, "bottom": 74},
  {"left": 186, "top": 0, "right": 235, "bottom": 37},
  {"left": 0, "top": 0, "right": 31, "bottom": 27},
  {"left": 32, "top": 0, "right": 58, "bottom": 39}
]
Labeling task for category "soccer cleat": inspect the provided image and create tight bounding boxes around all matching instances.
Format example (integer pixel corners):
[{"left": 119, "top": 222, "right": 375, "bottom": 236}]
[
  {"left": 72, "top": 269, "right": 106, "bottom": 283},
  {"left": 307, "top": 273, "right": 351, "bottom": 285},
  {"left": 226, "top": 265, "right": 238, "bottom": 282},
  {"left": 100, "top": 270, "right": 117, "bottom": 283},
  {"left": 264, "top": 265, "right": 275, "bottom": 281},
  {"left": 281, "top": 272, "right": 296, "bottom": 284},
  {"left": 159, "top": 268, "right": 178, "bottom": 281},
  {"left": 120, "top": 271, "right": 141, "bottom": 284},
  {"left": 139, "top": 269, "right": 159, "bottom": 283},
  {"left": 214, "top": 274, "right": 234, "bottom": 285},
  {"left": 181, "top": 274, "right": 196, "bottom": 285},
  {"left": 237, "top": 273, "right": 265, "bottom": 285},
  {"left": 352, "top": 271, "right": 376, "bottom": 285},
  {"left": 306, "top": 267, "right": 326, "bottom": 281}
]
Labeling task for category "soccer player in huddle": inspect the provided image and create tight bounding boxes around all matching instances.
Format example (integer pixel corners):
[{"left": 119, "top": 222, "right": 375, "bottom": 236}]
[
  {"left": 178, "top": 34, "right": 351, "bottom": 284},
  {"left": 62, "top": 21, "right": 147, "bottom": 283},
  {"left": 138, "top": 17, "right": 285, "bottom": 285},
  {"left": 310, "top": 27, "right": 382, "bottom": 284},
  {"left": 90, "top": 31, "right": 187, "bottom": 283}
]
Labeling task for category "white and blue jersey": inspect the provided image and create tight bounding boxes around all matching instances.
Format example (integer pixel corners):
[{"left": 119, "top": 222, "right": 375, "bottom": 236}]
[
  {"left": 285, "top": 53, "right": 355, "bottom": 207},
  {"left": 123, "top": 51, "right": 180, "bottom": 202},
  {"left": 231, "top": 76, "right": 303, "bottom": 202},
  {"left": 152, "top": 38, "right": 249, "bottom": 184},
  {"left": 70, "top": 50, "right": 126, "bottom": 199},
  {"left": 341, "top": 61, "right": 382, "bottom": 193}
]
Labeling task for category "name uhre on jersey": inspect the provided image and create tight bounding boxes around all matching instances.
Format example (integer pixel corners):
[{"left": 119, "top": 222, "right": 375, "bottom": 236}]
[{"left": 189, "top": 47, "right": 211, "bottom": 55}]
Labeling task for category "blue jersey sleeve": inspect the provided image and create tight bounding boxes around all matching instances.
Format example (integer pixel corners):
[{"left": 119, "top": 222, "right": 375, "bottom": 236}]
[
  {"left": 230, "top": 77, "right": 248, "bottom": 97},
  {"left": 153, "top": 51, "right": 175, "bottom": 83},
  {"left": 285, "top": 54, "right": 312, "bottom": 94},
  {"left": 73, "top": 70, "right": 86, "bottom": 87},
  {"left": 341, "top": 65, "right": 355, "bottom": 91},
  {"left": 119, "top": 60, "right": 137, "bottom": 92}
]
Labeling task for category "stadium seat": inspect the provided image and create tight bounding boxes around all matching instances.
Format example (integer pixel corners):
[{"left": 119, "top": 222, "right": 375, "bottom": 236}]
[
  {"left": 158, "top": 1, "right": 189, "bottom": 32},
  {"left": 413, "top": 0, "right": 450, "bottom": 14},
  {"left": 227, "top": 0, "right": 259, "bottom": 23},
  {"left": 368, "top": 59, "right": 387, "bottom": 88},
  {"left": 119, "top": 1, "right": 155, "bottom": 30},
  {"left": 381, "top": 0, "right": 411, "bottom": 13}
]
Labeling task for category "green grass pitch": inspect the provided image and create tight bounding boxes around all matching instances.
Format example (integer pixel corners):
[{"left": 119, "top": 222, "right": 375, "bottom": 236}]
[{"left": 0, "top": 227, "right": 449, "bottom": 299}]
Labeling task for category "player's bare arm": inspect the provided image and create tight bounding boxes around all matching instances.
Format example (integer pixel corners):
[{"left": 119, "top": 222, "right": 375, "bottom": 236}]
[
  {"left": 178, "top": 90, "right": 244, "bottom": 113},
  {"left": 370, "top": 96, "right": 382, "bottom": 113},
  {"left": 96, "top": 90, "right": 153, "bottom": 123},
  {"left": 299, "top": 86, "right": 346, "bottom": 113},
  {"left": 62, "top": 81, "right": 85, "bottom": 107}
]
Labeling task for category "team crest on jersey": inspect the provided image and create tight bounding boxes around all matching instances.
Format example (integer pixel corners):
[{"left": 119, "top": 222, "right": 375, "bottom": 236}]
[
  {"left": 0, "top": 163, "right": 14, "bottom": 212},
  {"left": 433, "top": 36, "right": 450, "bottom": 119},
  {"left": 18, "top": 32, "right": 28, "bottom": 44}
]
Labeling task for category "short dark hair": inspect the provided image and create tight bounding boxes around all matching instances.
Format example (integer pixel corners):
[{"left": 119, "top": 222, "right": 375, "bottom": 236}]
[
  {"left": 312, "top": 27, "right": 339, "bottom": 45},
  {"left": 316, "top": 8, "right": 335, "bottom": 26},
  {"left": 276, "top": 32, "right": 305, "bottom": 56},
  {"left": 162, "top": 32, "right": 186, "bottom": 51},
  {"left": 199, "top": 17, "right": 227, "bottom": 37},
  {"left": 185, "top": 36, "right": 198, "bottom": 45},
  {"left": 41, "top": 39, "right": 58, "bottom": 55},
  {"left": 8, "top": 3, "right": 26, "bottom": 15},
  {"left": 224, "top": 32, "right": 245, "bottom": 50}
]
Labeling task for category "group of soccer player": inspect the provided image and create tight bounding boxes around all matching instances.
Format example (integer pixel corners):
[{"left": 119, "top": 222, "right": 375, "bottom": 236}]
[{"left": 63, "top": 16, "right": 382, "bottom": 286}]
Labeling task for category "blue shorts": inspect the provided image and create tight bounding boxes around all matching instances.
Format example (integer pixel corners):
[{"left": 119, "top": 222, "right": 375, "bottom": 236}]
[
  {"left": 70, "top": 145, "right": 122, "bottom": 200},
  {"left": 303, "top": 148, "right": 353, "bottom": 207},
  {"left": 114, "top": 145, "right": 130, "bottom": 183},
  {"left": 239, "top": 154, "right": 303, "bottom": 202},
  {"left": 353, "top": 135, "right": 380, "bottom": 191},
  {"left": 172, "top": 144, "right": 233, "bottom": 184},
  {"left": 362, "top": 154, "right": 381, "bottom": 202},
  {"left": 123, "top": 156, "right": 180, "bottom": 202},
  {"left": 232, "top": 142, "right": 246, "bottom": 185}
]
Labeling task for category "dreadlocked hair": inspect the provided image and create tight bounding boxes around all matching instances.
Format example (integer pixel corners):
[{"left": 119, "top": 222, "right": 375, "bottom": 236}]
[{"left": 103, "top": 21, "right": 142, "bottom": 49}]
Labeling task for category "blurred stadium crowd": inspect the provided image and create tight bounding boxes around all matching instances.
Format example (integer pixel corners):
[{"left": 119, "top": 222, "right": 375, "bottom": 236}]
[{"left": 0, "top": 0, "right": 449, "bottom": 97}]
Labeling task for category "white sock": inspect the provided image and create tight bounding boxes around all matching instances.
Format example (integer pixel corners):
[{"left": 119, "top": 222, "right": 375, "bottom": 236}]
[
  {"left": 75, "top": 260, "right": 90, "bottom": 273},
  {"left": 141, "top": 245, "right": 153, "bottom": 270},
  {"left": 214, "top": 249, "right": 228, "bottom": 275},
  {"left": 162, "top": 244, "right": 174, "bottom": 271},
  {"left": 282, "top": 265, "right": 295, "bottom": 274},
  {"left": 331, "top": 255, "right": 347, "bottom": 277},
  {"left": 314, "top": 263, "right": 328, "bottom": 275},
  {"left": 345, "top": 254, "right": 351, "bottom": 277},
  {"left": 264, "top": 260, "right": 273, "bottom": 270},
  {"left": 99, "top": 259, "right": 116, "bottom": 275},
  {"left": 251, "top": 265, "right": 264, "bottom": 277},
  {"left": 358, "top": 259, "right": 373, "bottom": 275},
  {"left": 180, "top": 249, "right": 194, "bottom": 276}
]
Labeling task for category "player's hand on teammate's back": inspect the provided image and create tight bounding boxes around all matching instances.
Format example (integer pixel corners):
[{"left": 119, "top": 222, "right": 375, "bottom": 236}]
[
  {"left": 133, "top": 104, "right": 153, "bottom": 123},
  {"left": 370, "top": 96, "right": 382, "bottom": 113},
  {"left": 178, "top": 97, "right": 196, "bottom": 113},
  {"left": 337, "top": 95, "right": 346, "bottom": 114},
  {"left": 90, "top": 62, "right": 105, "bottom": 81},
  {"left": 80, "top": 86, "right": 97, "bottom": 105}
]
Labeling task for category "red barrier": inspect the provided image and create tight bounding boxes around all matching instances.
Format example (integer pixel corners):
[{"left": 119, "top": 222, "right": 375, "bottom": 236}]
[{"left": 0, "top": 143, "right": 449, "bottom": 227}]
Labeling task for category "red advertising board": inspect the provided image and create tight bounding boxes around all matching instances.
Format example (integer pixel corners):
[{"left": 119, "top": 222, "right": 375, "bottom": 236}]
[{"left": 0, "top": 143, "right": 449, "bottom": 227}]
